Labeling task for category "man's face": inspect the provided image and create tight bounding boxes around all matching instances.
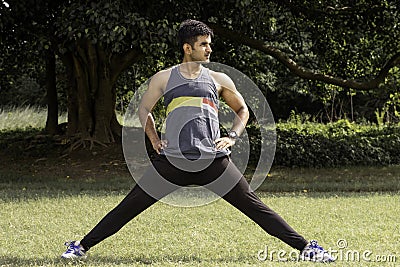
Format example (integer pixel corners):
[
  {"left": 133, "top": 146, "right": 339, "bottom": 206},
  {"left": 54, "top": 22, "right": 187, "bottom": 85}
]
[{"left": 189, "top": 35, "right": 212, "bottom": 62}]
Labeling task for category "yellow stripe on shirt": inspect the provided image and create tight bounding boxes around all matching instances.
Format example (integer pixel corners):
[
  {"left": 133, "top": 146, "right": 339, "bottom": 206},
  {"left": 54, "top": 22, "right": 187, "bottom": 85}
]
[{"left": 166, "top": 96, "right": 203, "bottom": 116}]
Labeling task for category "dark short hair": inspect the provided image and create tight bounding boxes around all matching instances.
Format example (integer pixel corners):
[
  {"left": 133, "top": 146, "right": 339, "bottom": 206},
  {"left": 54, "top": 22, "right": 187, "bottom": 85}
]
[{"left": 177, "top": 19, "right": 213, "bottom": 49}]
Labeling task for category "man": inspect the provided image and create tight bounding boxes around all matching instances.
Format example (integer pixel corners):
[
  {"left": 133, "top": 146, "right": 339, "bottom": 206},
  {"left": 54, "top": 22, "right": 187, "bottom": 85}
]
[{"left": 61, "top": 19, "right": 334, "bottom": 263}]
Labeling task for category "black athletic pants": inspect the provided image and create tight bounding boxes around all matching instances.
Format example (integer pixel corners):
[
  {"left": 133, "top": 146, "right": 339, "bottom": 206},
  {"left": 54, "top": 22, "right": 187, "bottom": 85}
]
[{"left": 80, "top": 155, "right": 308, "bottom": 251}]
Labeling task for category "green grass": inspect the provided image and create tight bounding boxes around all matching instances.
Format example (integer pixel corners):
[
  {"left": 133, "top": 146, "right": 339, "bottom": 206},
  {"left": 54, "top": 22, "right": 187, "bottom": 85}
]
[
  {"left": 1, "top": 106, "right": 399, "bottom": 266},
  {"left": 0, "top": 106, "right": 130, "bottom": 132},
  {"left": 257, "top": 165, "right": 400, "bottom": 192},
  {"left": 0, "top": 106, "right": 67, "bottom": 131},
  {"left": 1, "top": 174, "right": 399, "bottom": 267}
]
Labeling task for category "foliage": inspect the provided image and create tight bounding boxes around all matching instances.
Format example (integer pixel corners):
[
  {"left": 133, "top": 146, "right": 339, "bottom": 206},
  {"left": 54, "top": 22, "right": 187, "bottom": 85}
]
[
  {"left": 205, "top": 0, "right": 400, "bottom": 121},
  {"left": 271, "top": 0, "right": 400, "bottom": 122},
  {"left": 0, "top": 0, "right": 59, "bottom": 105},
  {"left": 55, "top": 1, "right": 175, "bottom": 56},
  {"left": 272, "top": 117, "right": 400, "bottom": 167},
  {"left": 0, "top": 74, "right": 46, "bottom": 107},
  {"left": 1, "top": 0, "right": 399, "bottom": 138}
]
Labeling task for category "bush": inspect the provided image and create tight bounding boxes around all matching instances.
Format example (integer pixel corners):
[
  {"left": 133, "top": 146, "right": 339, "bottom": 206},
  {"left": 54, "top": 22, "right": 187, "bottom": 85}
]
[
  {"left": 0, "top": 74, "right": 46, "bottom": 107},
  {"left": 245, "top": 119, "right": 400, "bottom": 168},
  {"left": 273, "top": 120, "right": 400, "bottom": 167}
]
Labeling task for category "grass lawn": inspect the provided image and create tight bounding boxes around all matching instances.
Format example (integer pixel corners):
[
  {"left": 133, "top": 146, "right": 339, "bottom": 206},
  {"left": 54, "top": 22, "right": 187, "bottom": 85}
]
[
  {"left": 1, "top": 173, "right": 399, "bottom": 267},
  {"left": 1, "top": 106, "right": 399, "bottom": 266}
]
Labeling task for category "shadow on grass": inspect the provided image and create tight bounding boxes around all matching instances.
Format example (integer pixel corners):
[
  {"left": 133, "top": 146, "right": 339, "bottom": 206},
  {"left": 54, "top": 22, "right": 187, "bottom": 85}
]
[
  {"left": 1, "top": 165, "right": 400, "bottom": 202},
  {"left": 258, "top": 165, "right": 400, "bottom": 193},
  {"left": 0, "top": 171, "right": 134, "bottom": 201}
]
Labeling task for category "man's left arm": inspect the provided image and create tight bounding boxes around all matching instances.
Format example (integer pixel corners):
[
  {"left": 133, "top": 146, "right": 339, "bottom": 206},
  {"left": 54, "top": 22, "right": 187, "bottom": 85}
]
[{"left": 213, "top": 72, "right": 249, "bottom": 149}]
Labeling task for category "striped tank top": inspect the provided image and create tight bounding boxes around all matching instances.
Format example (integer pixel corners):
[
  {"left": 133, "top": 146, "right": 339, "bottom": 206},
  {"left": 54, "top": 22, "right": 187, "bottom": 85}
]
[{"left": 160, "top": 65, "right": 230, "bottom": 159}]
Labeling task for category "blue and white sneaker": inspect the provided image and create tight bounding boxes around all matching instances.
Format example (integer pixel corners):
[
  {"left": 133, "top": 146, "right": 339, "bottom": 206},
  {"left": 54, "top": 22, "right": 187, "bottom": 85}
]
[
  {"left": 61, "top": 241, "right": 86, "bottom": 259},
  {"left": 299, "top": 240, "right": 335, "bottom": 263}
]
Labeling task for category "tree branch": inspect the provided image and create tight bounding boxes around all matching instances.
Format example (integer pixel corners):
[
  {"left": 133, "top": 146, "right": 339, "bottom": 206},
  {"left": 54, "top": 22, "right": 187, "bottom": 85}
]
[
  {"left": 210, "top": 23, "right": 400, "bottom": 90},
  {"left": 111, "top": 49, "right": 143, "bottom": 85}
]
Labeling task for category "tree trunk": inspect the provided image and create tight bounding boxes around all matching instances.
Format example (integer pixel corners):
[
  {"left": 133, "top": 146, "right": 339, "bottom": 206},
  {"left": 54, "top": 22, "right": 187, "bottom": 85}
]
[
  {"left": 62, "top": 40, "right": 142, "bottom": 146},
  {"left": 45, "top": 50, "right": 59, "bottom": 135},
  {"left": 62, "top": 52, "right": 79, "bottom": 136}
]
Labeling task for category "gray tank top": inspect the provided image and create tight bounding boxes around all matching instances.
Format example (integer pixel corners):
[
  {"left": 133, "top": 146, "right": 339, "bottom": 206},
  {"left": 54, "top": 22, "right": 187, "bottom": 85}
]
[{"left": 160, "top": 65, "right": 230, "bottom": 159}]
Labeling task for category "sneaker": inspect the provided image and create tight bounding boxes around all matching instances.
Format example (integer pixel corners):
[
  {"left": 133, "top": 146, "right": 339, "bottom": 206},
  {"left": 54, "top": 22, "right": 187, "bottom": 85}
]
[
  {"left": 61, "top": 241, "right": 86, "bottom": 259},
  {"left": 299, "top": 240, "right": 335, "bottom": 263}
]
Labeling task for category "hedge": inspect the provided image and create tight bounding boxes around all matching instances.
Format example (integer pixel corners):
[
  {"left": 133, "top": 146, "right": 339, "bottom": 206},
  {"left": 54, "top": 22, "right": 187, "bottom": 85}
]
[{"left": 246, "top": 120, "right": 400, "bottom": 168}]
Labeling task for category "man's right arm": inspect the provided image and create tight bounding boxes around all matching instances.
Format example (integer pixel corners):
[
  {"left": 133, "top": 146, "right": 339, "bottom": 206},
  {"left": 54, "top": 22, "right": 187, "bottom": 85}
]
[{"left": 138, "top": 71, "right": 168, "bottom": 154}]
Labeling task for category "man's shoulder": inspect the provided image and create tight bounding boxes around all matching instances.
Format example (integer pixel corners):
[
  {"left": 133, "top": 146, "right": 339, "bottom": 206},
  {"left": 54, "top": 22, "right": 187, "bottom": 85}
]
[
  {"left": 150, "top": 68, "right": 173, "bottom": 90},
  {"left": 153, "top": 67, "right": 173, "bottom": 80},
  {"left": 209, "top": 69, "right": 230, "bottom": 80},
  {"left": 209, "top": 69, "right": 233, "bottom": 86}
]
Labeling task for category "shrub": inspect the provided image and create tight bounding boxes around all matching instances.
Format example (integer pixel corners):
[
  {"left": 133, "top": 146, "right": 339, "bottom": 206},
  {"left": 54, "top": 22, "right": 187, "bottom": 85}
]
[
  {"left": 273, "top": 120, "right": 400, "bottom": 167},
  {"left": 245, "top": 119, "right": 400, "bottom": 168},
  {"left": 0, "top": 74, "right": 45, "bottom": 107}
]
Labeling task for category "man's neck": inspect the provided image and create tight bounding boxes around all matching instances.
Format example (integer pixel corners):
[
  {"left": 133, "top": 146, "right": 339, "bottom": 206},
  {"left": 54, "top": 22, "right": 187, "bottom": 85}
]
[{"left": 179, "top": 61, "right": 202, "bottom": 79}]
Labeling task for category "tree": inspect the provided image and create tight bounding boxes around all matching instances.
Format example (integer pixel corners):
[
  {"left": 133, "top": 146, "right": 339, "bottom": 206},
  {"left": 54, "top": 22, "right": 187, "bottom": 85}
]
[
  {"left": 0, "top": 0, "right": 62, "bottom": 134},
  {"left": 204, "top": 0, "right": 400, "bottom": 120},
  {"left": 54, "top": 1, "right": 181, "bottom": 145},
  {"left": 1, "top": 0, "right": 399, "bottom": 145}
]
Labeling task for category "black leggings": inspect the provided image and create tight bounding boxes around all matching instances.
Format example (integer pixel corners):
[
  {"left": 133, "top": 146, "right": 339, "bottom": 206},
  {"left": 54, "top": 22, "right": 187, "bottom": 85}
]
[{"left": 80, "top": 155, "right": 308, "bottom": 251}]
